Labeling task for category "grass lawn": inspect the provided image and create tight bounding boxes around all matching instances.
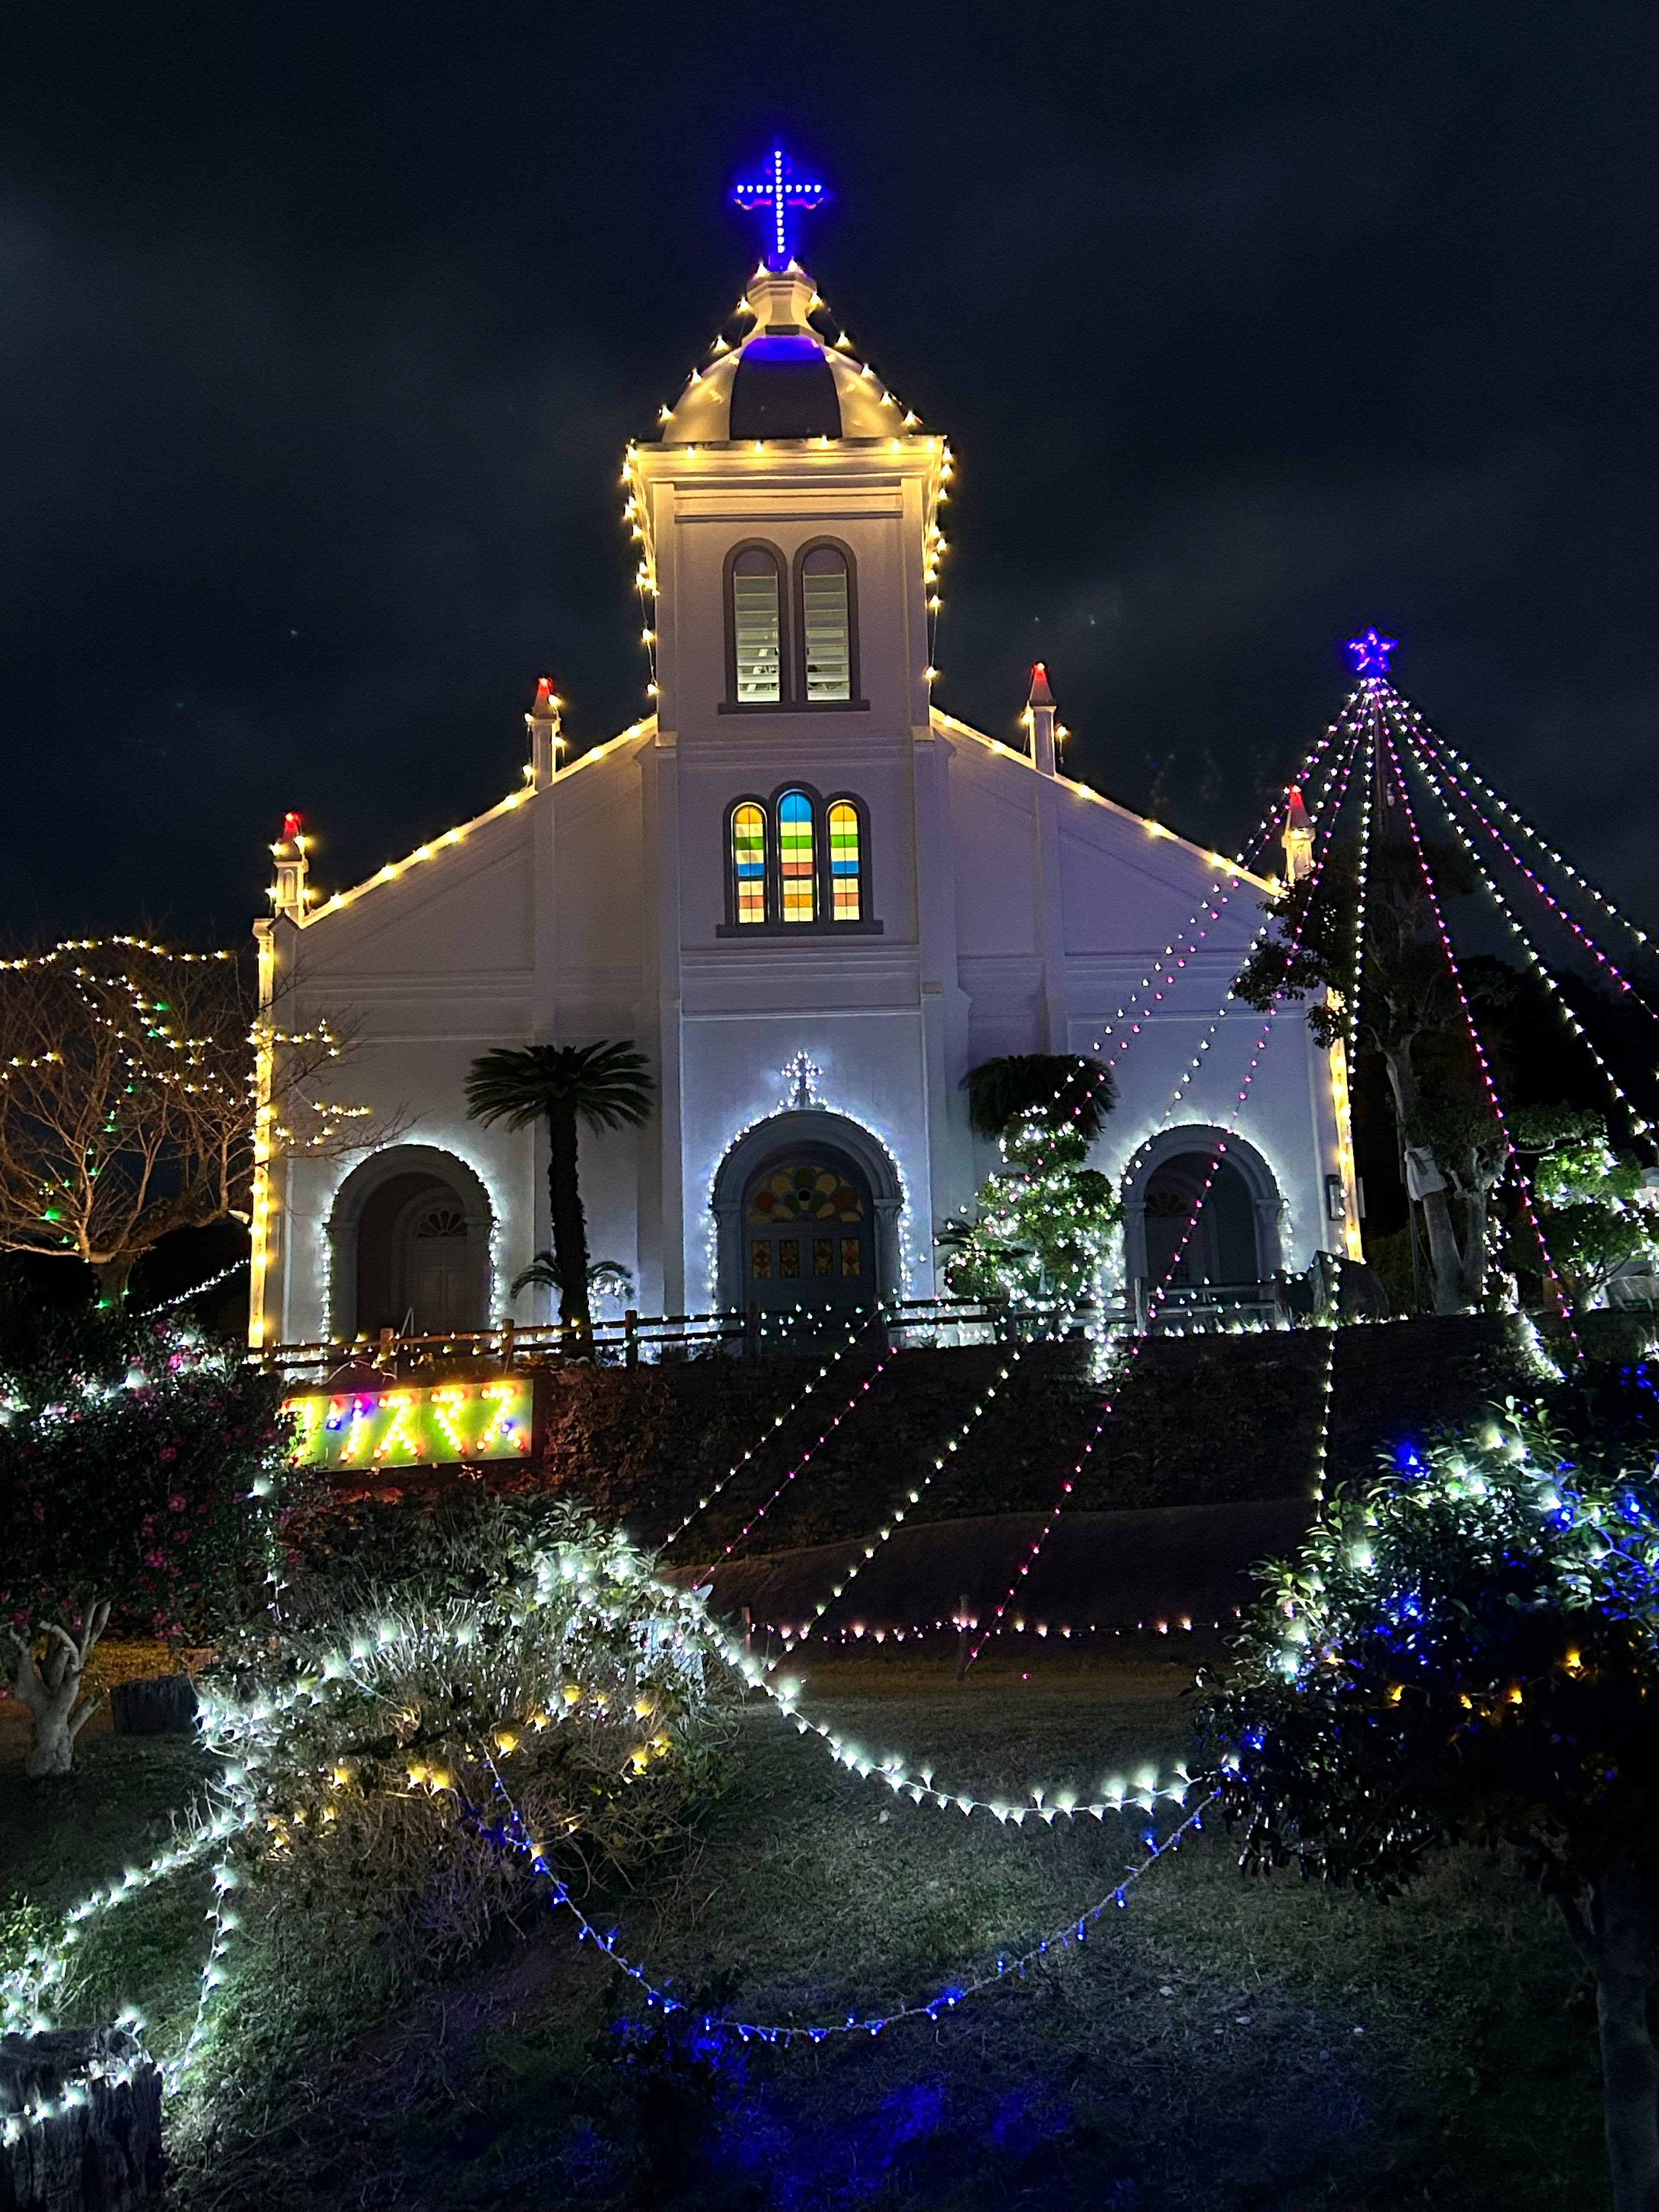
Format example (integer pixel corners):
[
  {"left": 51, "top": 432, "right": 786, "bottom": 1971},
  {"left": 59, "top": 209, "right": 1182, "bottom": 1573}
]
[{"left": 2, "top": 1642, "right": 1612, "bottom": 2209}]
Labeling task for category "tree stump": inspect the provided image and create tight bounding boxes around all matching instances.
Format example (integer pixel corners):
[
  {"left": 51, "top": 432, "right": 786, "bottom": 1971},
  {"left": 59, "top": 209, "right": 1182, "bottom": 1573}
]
[
  {"left": 0, "top": 2028, "right": 162, "bottom": 2211},
  {"left": 109, "top": 1675, "right": 198, "bottom": 1736}
]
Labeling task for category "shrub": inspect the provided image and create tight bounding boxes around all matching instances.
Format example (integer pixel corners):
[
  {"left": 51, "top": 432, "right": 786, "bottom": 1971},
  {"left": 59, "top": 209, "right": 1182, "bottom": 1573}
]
[{"left": 0, "top": 1300, "right": 296, "bottom": 1774}]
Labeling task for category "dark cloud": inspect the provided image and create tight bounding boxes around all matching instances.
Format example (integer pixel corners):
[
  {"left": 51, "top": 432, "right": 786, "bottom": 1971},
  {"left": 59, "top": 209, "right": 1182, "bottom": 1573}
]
[{"left": 0, "top": 0, "right": 1652, "bottom": 940}]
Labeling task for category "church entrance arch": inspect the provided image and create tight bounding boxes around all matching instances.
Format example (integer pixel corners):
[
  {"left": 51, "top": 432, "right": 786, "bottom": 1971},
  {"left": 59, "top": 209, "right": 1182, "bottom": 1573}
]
[
  {"left": 1121, "top": 1127, "right": 1283, "bottom": 1292},
  {"left": 328, "top": 1145, "right": 493, "bottom": 1339},
  {"left": 711, "top": 1111, "right": 902, "bottom": 1313}
]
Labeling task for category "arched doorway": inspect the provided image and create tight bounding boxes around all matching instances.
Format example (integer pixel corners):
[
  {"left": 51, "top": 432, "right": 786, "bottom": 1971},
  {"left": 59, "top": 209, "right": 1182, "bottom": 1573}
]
[
  {"left": 328, "top": 1146, "right": 493, "bottom": 1338},
  {"left": 1142, "top": 1154, "right": 1260, "bottom": 1286},
  {"left": 711, "top": 1110, "right": 903, "bottom": 1312},
  {"left": 1121, "top": 1127, "right": 1283, "bottom": 1297},
  {"left": 742, "top": 1149, "right": 873, "bottom": 1310}
]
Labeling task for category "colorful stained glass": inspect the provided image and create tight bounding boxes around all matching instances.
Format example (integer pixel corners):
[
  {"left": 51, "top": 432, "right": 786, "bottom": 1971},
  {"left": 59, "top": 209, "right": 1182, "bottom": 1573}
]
[
  {"left": 813, "top": 1237, "right": 833, "bottom": 1276},
  {"left": 779, "top": 1239, "right": 800, "bottom": 1278},
  {"left": 828, "top": 801, "right": 861, "bottom": 922},
  {"left": 802, "top": 550, "right": 851, "bottom": 701},
  {"left": 778, "top": 790, "right": 817, "bottom": 922},
  {"left": 750, "top": 1240, "right": 772, "bottom": 1279},
  {"left": 731, "top": 802, "right": 767, "bottom": 924},
  {"left": 747, "top": 1163, "right": 866, "bottom": 1223},
  {"left": 732, "top": 553, "right": 782, "bottom": 702},
  {"left": 841, "top": 1238, "right": 862, "bottom": 1277}
]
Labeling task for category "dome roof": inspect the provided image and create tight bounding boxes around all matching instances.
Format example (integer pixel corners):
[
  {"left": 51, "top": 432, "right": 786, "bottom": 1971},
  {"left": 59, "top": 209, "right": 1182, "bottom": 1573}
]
[{"left": 655, "top": 264, "right": 927, "bottom": 446}]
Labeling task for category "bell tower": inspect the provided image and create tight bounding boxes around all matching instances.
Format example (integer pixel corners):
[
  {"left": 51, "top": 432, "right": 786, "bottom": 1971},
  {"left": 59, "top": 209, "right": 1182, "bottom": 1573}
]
[{"left": 623, "top": 150, "right": 947, "bottom": 753}]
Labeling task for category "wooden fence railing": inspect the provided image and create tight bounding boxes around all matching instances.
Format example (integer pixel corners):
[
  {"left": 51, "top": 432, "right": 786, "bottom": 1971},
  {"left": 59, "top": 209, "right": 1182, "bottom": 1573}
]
[{"left": 260, "top": 1293, "right": 1109, "bottom": 1384}]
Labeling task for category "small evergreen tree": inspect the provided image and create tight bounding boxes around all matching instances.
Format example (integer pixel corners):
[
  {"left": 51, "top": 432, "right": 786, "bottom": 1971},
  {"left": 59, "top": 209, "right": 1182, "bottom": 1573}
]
[
  {"left": 1199, "top": 1397, "right": 1659, "bottom": 2212},
  {"left": 940, "top": 1055, "right": 1118, "bottom": 1307}
]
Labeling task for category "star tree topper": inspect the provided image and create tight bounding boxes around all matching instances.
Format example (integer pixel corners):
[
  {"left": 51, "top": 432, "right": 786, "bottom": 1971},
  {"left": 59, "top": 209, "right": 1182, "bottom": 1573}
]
[
  {"left": 731, "top": 144, "right": 829, "bottom": 272},
  {"left": 1347, "top": 627, "right": 1398, "bottom": 677}
]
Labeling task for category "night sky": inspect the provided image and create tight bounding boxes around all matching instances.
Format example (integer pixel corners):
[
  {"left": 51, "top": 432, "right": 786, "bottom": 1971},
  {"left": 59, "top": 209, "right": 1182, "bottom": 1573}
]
[{"left": 0, "top": 3, "right": 1654, "bottom": 947}]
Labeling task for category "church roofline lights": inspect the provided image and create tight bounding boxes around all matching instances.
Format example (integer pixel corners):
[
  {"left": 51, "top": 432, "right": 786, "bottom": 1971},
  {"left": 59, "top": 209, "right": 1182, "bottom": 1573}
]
[
  {"left": 293, "top": 720, "right": 657, "bottom": 926},
  {"left": 928, "top": 707, "right": 1276, "bottom": 896}
]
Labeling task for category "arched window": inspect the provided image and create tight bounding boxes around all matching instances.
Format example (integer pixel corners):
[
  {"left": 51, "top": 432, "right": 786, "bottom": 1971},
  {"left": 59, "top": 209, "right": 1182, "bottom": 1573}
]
[
  {"left": 827, "top": 799, "right": 863, "bottom": 922},
  {"left": 729, "top": 546, "right": 783, "bottom": 704},
  {"left": 730, "top": 801, "right": 768, "bottom": 925},
  {"left": 777, "top": 789, "right": 818, "bottom": 923},
  {"left": 800, "top": 545, "right": 852, "bottom": 702}
]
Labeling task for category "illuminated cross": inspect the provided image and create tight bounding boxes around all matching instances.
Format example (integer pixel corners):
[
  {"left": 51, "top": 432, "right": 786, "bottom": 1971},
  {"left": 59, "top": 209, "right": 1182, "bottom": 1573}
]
[
  {"left": 1347, "top": 627, "right": 1398, "bottom": 677},
  {"left": 731, "top": 144, "right": 829, "bottom": 272},
  {"left": 782, "top": 1052, "right": 822, "bottom": 1109}
]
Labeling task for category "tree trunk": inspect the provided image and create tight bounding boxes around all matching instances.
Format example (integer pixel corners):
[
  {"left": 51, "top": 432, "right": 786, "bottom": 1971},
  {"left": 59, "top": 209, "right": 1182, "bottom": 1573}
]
[
  {"left": 1418, "top": 1186, "right": 1470, "bottom": 1314},
  {"left": 544, "top": 1101, "right": 593, "bottom": 1341},
  {"left": 1557, "top": 1865, "right": 1659, "bottom": 2212},
  {"left": 0, "top": 2028, "right": 162, "bottom": 2210},
  {"left": 7, "top": 1605, "right": 111, "bottom": 1777},
  {"left": 1455, "top": 1170, "right": 1494, "bottom": 1309},
  {"left": 92, "top": 1254, "right": 136, "bottom": 1305},
  {"left": 1380, "top": 1041, "right": 1469, "bottom": 1313}
]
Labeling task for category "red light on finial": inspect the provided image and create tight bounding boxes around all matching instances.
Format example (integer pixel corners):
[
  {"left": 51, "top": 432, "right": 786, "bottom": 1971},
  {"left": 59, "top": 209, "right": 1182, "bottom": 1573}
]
[{"left": 282, "top": 811, "right": 302, "bottom": 841}]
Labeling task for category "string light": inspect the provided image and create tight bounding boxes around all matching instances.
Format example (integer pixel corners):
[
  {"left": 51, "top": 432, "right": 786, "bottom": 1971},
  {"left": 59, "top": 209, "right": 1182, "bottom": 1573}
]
[
  {"left": 1375, "top": 713, "right": 1580, "bottom": 1352},
  {"left": 966, "top": 727, "right": 1367, "bottom": 1665},
  {"left": 1398, "top": 727, "right": 1653, "bottom": 955},
  {"left": 1399, "top": 723, "right": 1653, "bottom": 1136},
  {"left": 474, "top": 1759, "right": 1213, "bottom": 2047},
  {"left": 1401, "top": 713, "right": 1659, "bottom": 1025},
  {"left": 778, "top": 1345, "right": 1033, "bottom": 1654},
  {"left": 137, "top": 1257, "right": 250, "bottom": 1317}
]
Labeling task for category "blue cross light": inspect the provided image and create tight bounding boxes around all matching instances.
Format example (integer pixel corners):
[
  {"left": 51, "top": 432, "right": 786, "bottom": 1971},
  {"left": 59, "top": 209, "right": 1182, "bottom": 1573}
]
[
  {"left": 731, "top": 144, "right": 829, "bottom": 272},
  {"left": 1347, "top": 627, "right": 1398, "bottom": 677}
]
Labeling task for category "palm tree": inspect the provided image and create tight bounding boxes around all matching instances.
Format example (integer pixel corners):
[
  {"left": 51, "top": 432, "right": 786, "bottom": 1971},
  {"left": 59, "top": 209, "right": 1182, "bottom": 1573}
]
[
  {"left": 962, "top": 1053, "right": 1116, "bottom": 1143},
  {"left": 464, "top": 1041, "right": 654, "bottom": 1336}
]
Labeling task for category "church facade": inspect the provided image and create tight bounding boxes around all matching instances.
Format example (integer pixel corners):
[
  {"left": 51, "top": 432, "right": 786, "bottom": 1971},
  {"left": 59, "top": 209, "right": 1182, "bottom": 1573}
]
[{"left": 247, "top": 233, "right": 1360, "bottom": 1351}]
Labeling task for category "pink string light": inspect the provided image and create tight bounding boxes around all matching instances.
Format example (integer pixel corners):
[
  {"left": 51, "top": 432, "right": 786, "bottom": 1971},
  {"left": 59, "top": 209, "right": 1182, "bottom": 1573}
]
[
  {"left": 1376, "top": 708, "right": 1580, "bottom": 1352},
  {"left": 1404, "top": 712, "right": 1659, "bottom": 1027},
  {"left": 1400, "top": 727, "right": 1652, "bottom": 956},
  {"left": 966, "top": 722, "right": 1369, "bottom": 1667},
  {"left": 1398, "top": 723, "right": 1653, "bottom": 1138}
]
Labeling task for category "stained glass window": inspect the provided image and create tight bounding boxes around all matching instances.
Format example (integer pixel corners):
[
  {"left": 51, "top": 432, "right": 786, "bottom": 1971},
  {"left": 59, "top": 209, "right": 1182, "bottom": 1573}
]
[
  {"left": 731, "top": 549, "right": 782, "bottom": 703},
  {"left": 801, "top": 547, "right": 851, "bottom": 702},
  {"left": 778, "top": 789, "right": 817, "bottom": 923},
  {"left": 731, "top": 802, "right": 768, "bottom": 925},
  {"left": 827, "top": 801, "right": 861, "bottom": 922}
]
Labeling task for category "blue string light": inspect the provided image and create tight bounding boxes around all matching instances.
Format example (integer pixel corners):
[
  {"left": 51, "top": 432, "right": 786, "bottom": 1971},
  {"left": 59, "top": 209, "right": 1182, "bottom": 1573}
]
[{"left": 468, "top": 1765, "right": 1213, "bottom": 2047}]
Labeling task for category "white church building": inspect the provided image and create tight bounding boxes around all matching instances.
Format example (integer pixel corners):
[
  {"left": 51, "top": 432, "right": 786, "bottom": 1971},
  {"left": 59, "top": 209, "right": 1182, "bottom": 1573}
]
[{"left": 247, "top": 174, "right": 1360, "bottom": 1351}]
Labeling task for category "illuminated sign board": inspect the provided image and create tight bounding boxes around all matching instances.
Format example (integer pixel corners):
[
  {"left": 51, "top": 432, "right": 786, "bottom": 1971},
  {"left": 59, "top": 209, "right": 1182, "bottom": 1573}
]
[{"left": 282, "top": 1379, "right": 535, "bottom": 1472}]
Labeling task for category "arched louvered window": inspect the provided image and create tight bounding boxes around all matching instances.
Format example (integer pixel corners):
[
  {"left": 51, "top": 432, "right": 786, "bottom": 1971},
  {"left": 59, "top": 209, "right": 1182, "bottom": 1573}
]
[
  {"left": 777, "top": 789, "right": 818, "bottom": 924},
  {"left": 800, "top": 545, "right": 852, "bottom": 702},
  {"left": 729, "top": 546, "right": 783, "bottom": 704},
  {"left": 731, "top": 802, "right": 768, "bottom": 925},
  {"left": 827, "top": 800, "right": 863, "bottom": 922}
]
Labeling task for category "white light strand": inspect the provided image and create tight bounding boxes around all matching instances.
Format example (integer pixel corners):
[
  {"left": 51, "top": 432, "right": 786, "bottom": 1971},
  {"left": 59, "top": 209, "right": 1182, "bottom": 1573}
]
[
  {"left": 1398, "top": 727, "right": 1654, "bottom": 955},
  {"left": 1399, "top": 712, "right": 1659, "bottom": 1024},
  {"left": 1399, "top": 722, "right": 1653, "bottom": 1136},
  {"left": 480, "top": 1753, "right": 1213, "bottom": 2045},
  {"left": 967, "top": 725, "right": 1367, "bottom": 1664},
  {"left": 1376, "top": 710, "right": 1580, "bottom": 1351},
  {"left": 657, "top": 1304, "right": 883, "bottom": 1555}
]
